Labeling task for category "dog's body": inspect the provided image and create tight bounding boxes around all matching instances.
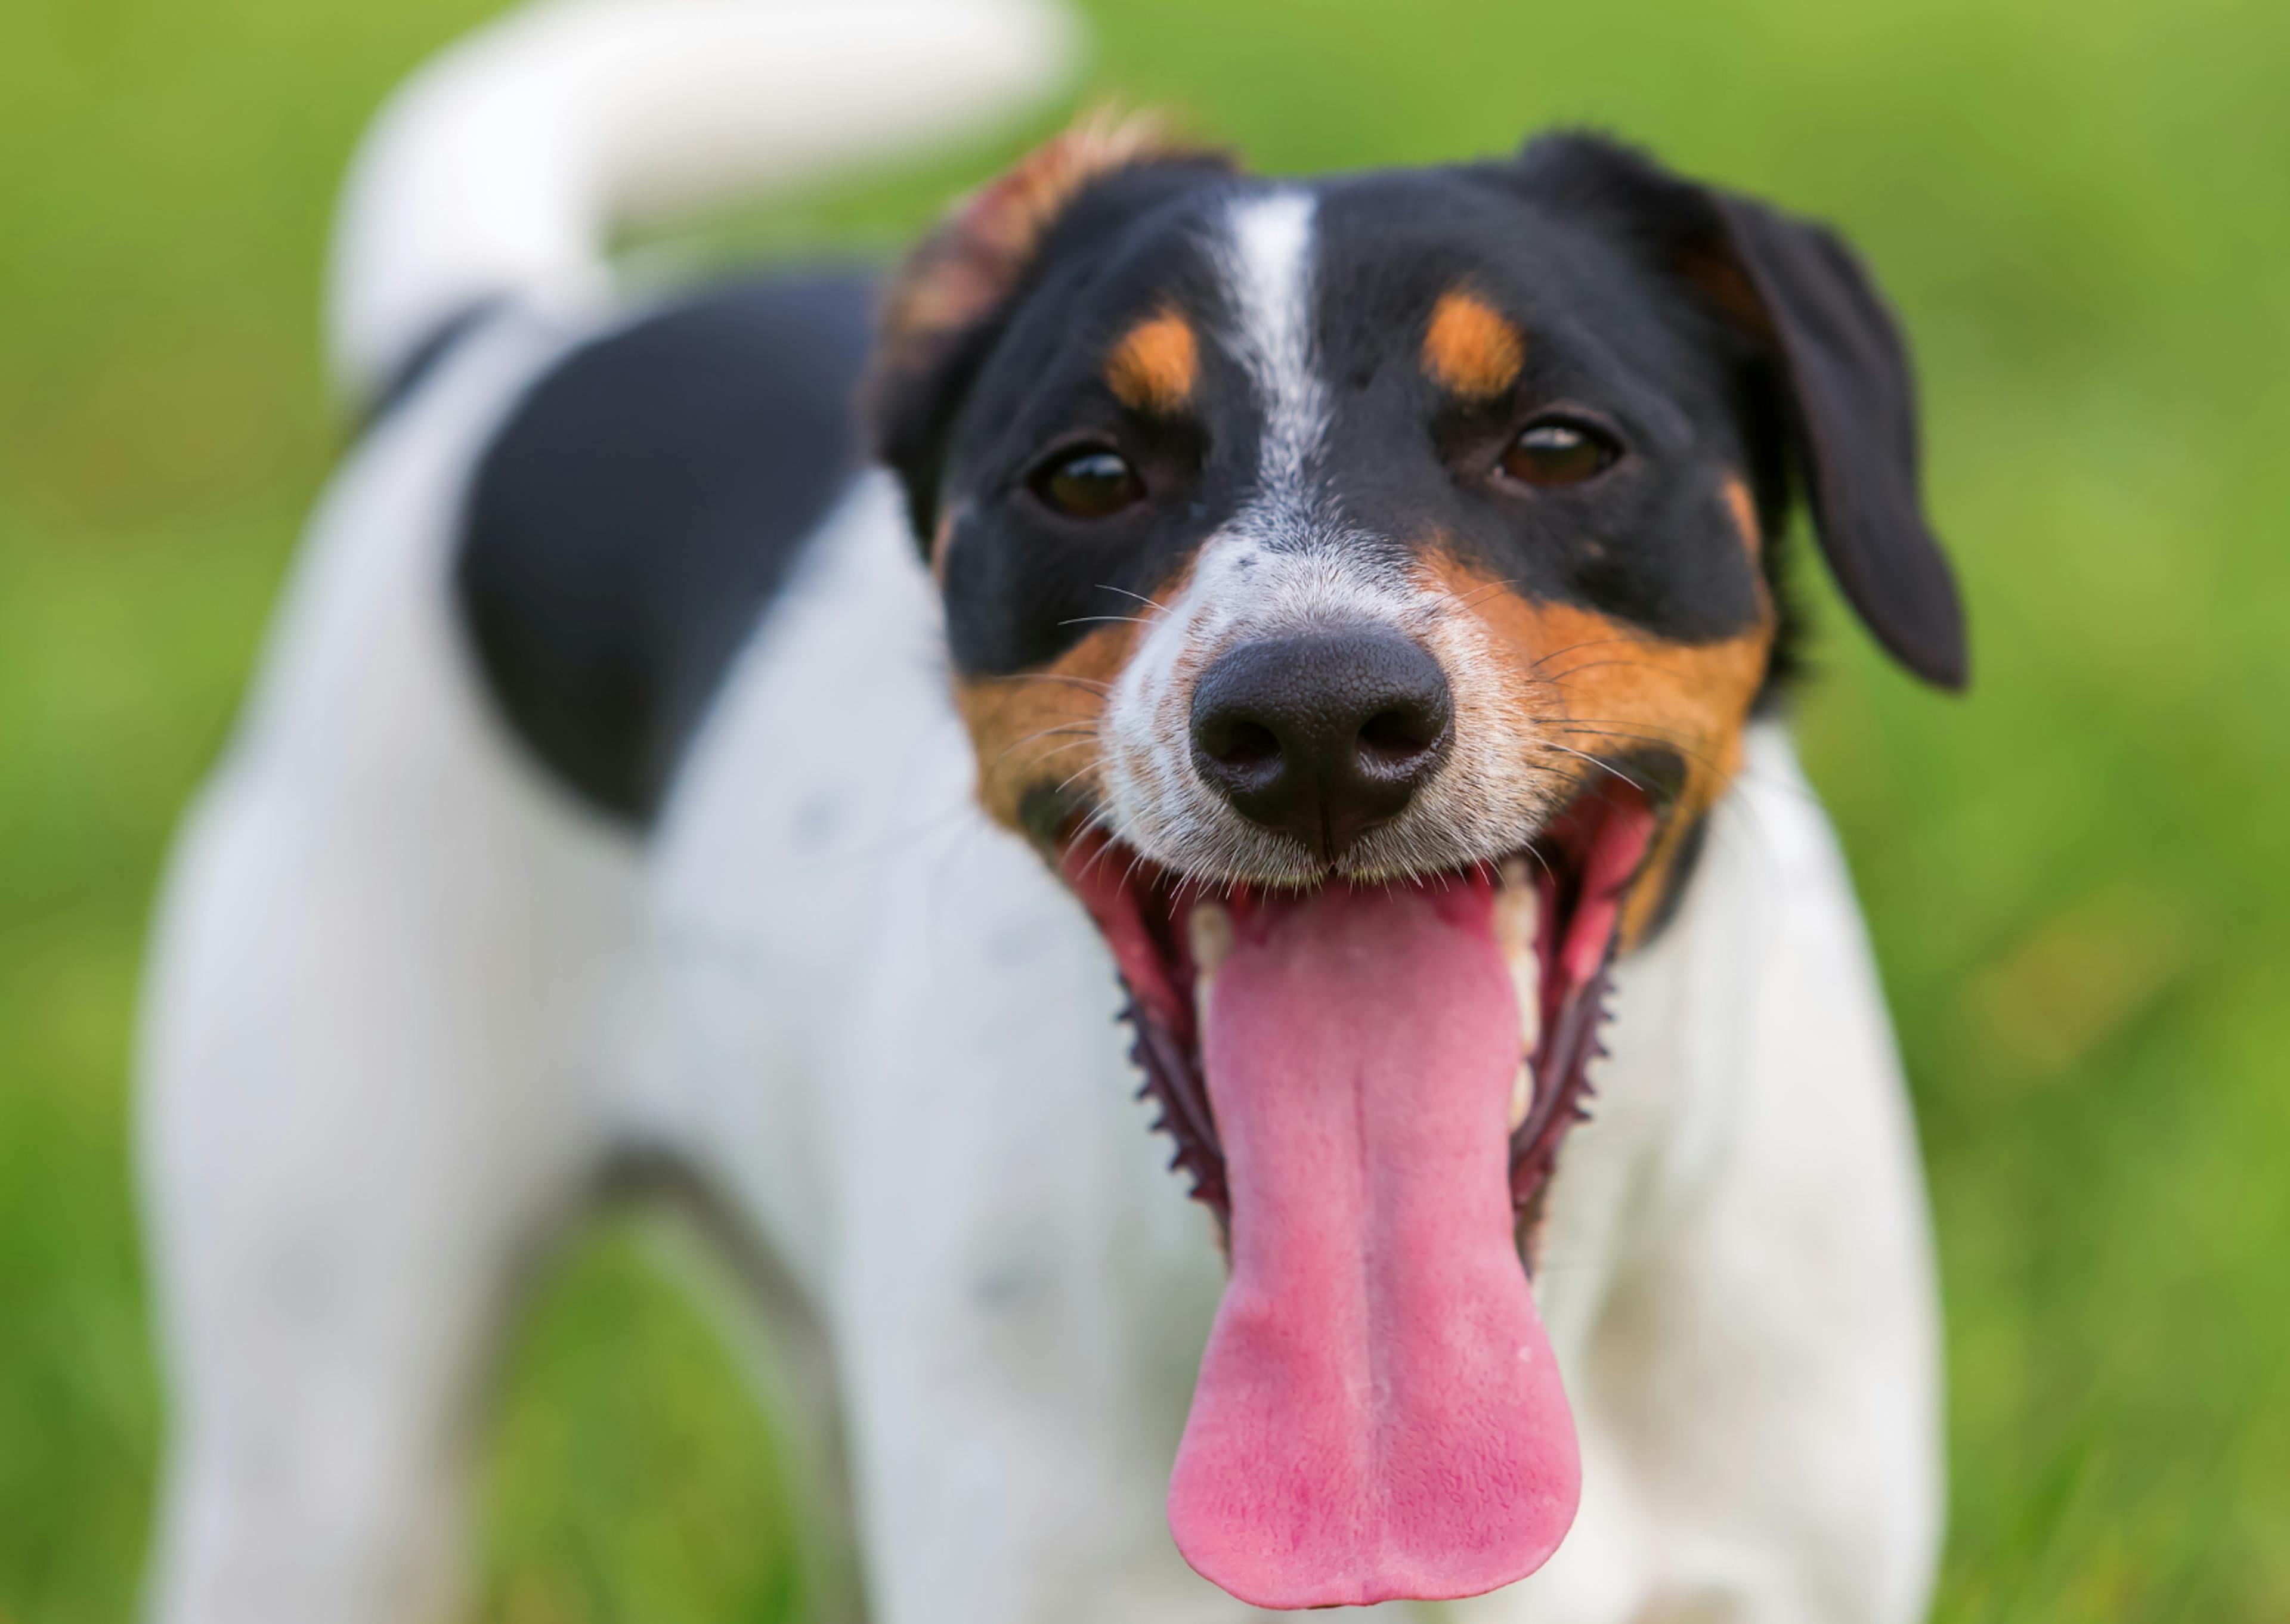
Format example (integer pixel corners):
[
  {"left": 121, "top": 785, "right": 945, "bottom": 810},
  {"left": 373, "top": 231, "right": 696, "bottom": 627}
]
[{"left": 139, "top": 4, "right": 1952, "bottom": 1620}]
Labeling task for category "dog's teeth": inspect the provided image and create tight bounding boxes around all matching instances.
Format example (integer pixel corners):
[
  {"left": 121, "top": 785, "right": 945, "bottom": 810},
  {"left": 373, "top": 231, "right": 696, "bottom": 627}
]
[
  {"left": 1509, "top": 1058, "right": 1535, "bottom": 1133},
  {"left": 1493, "top": 861, "right": 1542, "bottom": 1056},
  {"left": 1514, "top": 963, "right": 1541, "bottom": 1056},
  {"left": 1189, "top": 900, "right": 1234, "bottom": 1023},
  {"left": 1189, "top": 899, "right": 1234, "bottom": 976}
]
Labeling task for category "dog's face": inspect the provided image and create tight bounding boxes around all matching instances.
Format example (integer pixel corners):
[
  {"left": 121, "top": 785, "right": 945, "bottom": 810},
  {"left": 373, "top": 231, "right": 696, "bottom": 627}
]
[{"left": 870, "top": 120, "right": 1964, "bottom": 1611}]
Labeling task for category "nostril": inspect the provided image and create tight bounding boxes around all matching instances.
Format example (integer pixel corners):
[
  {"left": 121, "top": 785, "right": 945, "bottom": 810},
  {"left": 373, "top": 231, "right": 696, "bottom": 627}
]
[
  {"left": 1209, "top": 719, "right": 1282, "bottom": 773},
  {"left": 1357, "top": 706, "right": 1443, "bottom": 771},
  {"left": 1209, "top": 724, "right": 1282, "bottom": 774}
]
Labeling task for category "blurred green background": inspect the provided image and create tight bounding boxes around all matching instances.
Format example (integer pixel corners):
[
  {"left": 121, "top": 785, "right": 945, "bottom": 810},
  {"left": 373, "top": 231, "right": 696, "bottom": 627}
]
[{"left": 4, "top": 0, "right": 2287, "bottom": 1619}]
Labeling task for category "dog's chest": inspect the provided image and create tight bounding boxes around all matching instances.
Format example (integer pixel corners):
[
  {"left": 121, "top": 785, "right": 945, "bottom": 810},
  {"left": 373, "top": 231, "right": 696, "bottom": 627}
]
[{"left": 637, "top": 479, "right": 1227, "bottom": 1336}]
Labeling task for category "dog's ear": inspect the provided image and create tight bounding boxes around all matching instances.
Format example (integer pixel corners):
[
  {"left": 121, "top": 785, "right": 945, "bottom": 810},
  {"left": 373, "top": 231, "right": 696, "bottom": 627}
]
[
  {"left": 1519, "top": 135, "right": 1969, "bottom": 690},
  {"left": 867, "top": 110, "right": 1234, "bottom": 551}
]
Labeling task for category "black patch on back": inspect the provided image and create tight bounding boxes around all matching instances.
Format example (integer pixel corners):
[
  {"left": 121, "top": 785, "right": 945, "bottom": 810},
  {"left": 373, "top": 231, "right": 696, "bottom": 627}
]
[{"left": 457, "top": 273, "right": 876, "bottom": 824}]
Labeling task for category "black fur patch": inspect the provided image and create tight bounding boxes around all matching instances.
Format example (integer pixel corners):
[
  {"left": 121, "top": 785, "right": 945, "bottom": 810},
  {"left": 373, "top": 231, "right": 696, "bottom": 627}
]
[{"left": 456, "top": 273, "right": 876, "bottom": 823}]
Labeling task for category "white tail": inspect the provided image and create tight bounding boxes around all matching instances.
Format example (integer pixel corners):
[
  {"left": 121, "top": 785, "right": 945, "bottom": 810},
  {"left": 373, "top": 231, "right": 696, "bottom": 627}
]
[{"left": 327, "top": 0, "right": 1081, "bottom": 401}]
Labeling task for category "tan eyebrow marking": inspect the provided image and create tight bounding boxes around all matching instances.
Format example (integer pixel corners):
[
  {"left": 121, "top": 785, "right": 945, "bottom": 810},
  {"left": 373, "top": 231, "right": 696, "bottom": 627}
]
[
  {"left": 1422, "top": 289, "right": 1525, "bottom": 399},
  {"left": 1106, "top": 311, "right": 1199, "bottom": 414}
]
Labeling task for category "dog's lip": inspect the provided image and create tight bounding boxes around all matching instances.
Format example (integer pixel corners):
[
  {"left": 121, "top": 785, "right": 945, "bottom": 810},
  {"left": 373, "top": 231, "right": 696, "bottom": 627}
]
[{"left": 1056, "top": 773, "right": 1665, "bottom": 1241}]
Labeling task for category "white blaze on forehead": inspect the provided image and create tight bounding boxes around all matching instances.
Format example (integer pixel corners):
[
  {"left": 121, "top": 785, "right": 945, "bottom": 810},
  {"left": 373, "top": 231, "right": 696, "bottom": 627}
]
[{"left": 1217, "top": 190, "right": 1326, "bottom": 525}]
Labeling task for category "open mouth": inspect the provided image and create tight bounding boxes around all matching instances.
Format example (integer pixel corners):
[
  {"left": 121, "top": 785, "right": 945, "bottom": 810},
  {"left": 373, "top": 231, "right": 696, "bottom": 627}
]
[{"left": 1058, "top": 775, "right": 1662, "bottom": 1610}]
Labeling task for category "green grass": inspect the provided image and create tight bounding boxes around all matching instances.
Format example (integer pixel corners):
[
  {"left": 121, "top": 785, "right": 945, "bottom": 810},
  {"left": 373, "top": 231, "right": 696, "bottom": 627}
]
[{"left": 4, "top": 0, "right": 2288, "bottom": 1618}]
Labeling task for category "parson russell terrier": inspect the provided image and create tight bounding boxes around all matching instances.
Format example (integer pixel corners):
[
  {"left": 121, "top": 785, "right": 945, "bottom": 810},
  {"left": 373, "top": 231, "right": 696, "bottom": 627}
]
[{"left": 137, "top": 1, "right": 1969, "bottom": 1619}]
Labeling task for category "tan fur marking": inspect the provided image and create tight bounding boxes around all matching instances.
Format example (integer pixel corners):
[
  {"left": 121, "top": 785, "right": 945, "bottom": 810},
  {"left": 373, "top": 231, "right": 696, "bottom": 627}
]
[
  {"left": 1721, "top": 474, "right": 1760, "bottom": 557},
  {"left": 1106, "top": 311, "right": 1198, "bottom": 413},
  {"left": 1422, "top": 290, "right": 1525, "bottom": 399},
  {"left": 954, "top": 625, "right": 1133, "bottom": 833},
  {"left": 1422, "top": 551, "right": 1773, "bottom": 948},
  {"left": 955, "top": 558, "right": 1196, "bottom": 834}
]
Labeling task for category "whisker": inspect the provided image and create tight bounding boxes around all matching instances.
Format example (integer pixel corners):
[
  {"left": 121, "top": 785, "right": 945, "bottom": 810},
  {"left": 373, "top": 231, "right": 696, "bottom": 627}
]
[
  {"left": 988, "top": 723, "right": 1098, "bottom": 768},
  {"left": 1003, "top": 722, "right": 1099, "bottom": 747},
  {"left": 1524, "top": 638, "right": 1645, "bottom": 674},
  {"left": 1551, "top": 711, "right": 1720, "bottom": 742},
  {"left": 1093, "top": 584, "right": 1171, "bottom": 613},
  {"left": 1455, "top": 579, "right": 1523, "bottom": 611},
  {"left": 1548, "top": 722, "right": 1729, "bottom": 778},
  {"left": 1536, "top": 657, "right": 1703, "bottom": 687},
  {"left": 1431, "top": 578, "right": 1525, "bottom": 614},
  {"left": 974, "top": 671, "right": 1113, "bottom": 695},
  {"left": 1069, "top": 815, "right": 1125, "bottom": 883},
  {"left": 1052, "top": 759, "right": 1104, "bottom": 795},
  {"left": 1027, "top": 737, "right": 1100, "bottom": 768},
  {"left": 1539, "top": 743, "right": 1653, "bottom": 796}
]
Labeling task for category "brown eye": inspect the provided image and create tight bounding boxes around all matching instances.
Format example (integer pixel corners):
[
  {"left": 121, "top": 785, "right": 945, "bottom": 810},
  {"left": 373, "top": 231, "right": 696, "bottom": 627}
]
[
  {"left": 1033, "top": 447, "right": 1145, "bottom": 519},
  {"left": 1500, "top": 417, "right": 1620, "bottom": 487}
]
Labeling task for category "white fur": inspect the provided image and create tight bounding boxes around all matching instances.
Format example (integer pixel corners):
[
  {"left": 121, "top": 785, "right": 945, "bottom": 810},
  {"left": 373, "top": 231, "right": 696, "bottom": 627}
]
[
  {"left": 140, "top": 7, "right": 1944, "bottom": 1621},
  {"left": 1218, "top": 191, "right": 1325, "bottom": 529}
]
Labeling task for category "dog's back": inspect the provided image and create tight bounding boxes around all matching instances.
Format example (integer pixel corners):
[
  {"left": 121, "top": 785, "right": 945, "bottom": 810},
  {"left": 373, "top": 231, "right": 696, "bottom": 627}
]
[{"left": 452, "top": 272, "right": 874, "bottom": 820}]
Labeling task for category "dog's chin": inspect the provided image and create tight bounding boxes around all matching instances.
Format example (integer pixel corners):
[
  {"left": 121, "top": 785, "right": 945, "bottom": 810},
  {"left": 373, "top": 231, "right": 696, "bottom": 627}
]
[{"left": 1054, "top": 779, "right": 1658, "bottom": 1610}]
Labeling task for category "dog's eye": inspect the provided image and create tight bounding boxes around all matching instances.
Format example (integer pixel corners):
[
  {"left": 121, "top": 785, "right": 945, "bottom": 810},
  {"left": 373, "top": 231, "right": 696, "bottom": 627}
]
[
  {"left": 1500, "top": 417, "right": 1620, "bottom": 487},
  {"left": 1032, "top": 447, "right": 1145, "bottom": 519}
]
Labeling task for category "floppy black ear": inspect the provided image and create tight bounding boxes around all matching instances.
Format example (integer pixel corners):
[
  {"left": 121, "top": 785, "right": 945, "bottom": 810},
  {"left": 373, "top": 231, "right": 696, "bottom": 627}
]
[
  {"left": 1710, "top": 193, "right": 1967, "bottom": 688},
  {"left": 1519, "top": 135, "right": 1969, "bottom": 690}
]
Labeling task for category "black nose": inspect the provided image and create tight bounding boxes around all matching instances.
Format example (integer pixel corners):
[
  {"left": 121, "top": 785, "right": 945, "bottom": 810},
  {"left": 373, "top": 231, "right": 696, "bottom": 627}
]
[{"left": 1190, "top": 628, "right": 1454, "bottom": 862}]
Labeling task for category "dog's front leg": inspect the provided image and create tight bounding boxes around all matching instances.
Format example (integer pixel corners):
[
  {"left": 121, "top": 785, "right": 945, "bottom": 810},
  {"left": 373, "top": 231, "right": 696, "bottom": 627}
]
[{"left": 139, "top": 734, "right": 635, "bottom": 1624}]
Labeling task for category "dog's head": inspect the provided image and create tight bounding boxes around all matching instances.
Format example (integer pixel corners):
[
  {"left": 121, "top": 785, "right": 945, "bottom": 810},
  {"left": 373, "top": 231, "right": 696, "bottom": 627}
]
[{"left": 868, "top": 117, "right": 1964, "bottom": 1610}]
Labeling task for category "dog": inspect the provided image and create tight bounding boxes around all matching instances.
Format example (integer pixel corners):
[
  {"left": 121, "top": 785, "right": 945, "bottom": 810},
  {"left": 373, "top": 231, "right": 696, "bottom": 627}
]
[{"left": 137, "top": 1, "right": 1967, "bottom": 1619}]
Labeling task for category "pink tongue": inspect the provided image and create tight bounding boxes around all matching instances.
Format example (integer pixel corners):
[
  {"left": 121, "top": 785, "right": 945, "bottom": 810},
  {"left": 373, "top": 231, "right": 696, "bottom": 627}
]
[{"left": 1169, "top": 881, "right": 1580, "bottom": 1610}]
